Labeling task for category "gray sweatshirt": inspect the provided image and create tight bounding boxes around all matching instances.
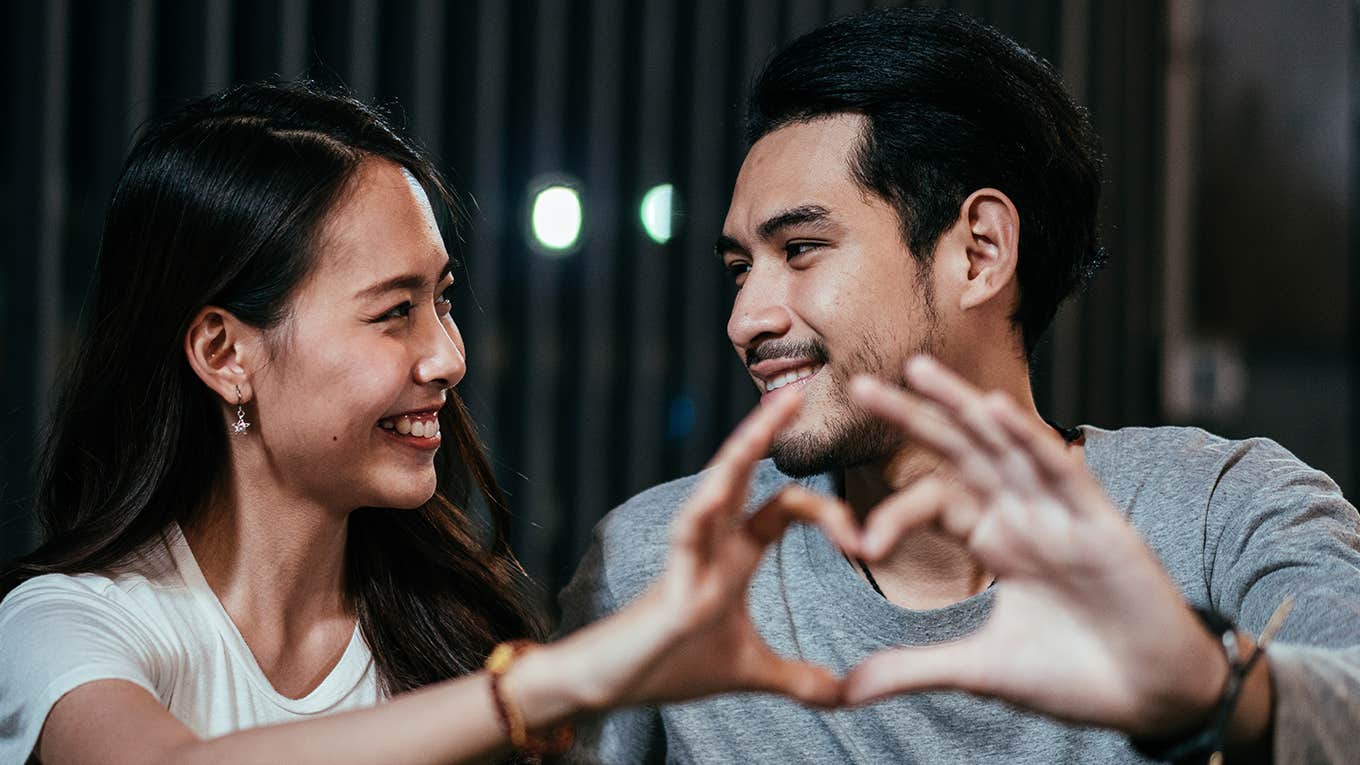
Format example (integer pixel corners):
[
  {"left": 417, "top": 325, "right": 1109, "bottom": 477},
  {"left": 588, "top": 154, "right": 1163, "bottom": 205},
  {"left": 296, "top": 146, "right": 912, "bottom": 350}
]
[{"left": 558, "top": 425, "right": 1360, "bottom": 763}]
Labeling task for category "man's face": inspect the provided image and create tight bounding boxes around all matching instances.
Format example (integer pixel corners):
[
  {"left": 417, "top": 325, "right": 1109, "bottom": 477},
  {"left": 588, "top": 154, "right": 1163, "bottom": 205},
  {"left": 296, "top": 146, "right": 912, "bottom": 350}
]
[{"left": 719, "top": 114, "right": 941, "bottom": 476}]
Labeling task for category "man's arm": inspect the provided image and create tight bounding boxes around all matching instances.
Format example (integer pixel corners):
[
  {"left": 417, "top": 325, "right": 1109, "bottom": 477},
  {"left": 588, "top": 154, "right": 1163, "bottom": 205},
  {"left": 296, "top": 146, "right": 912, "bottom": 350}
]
[
  {"left": 557, "top": 531, "right": 668, "bottom": 765},
  {"left": 838, "top": 356, "right": 1357, "bottom": 763},
  {"left": 1205, "top": 441, "right": 1360, "bottom": 762}
]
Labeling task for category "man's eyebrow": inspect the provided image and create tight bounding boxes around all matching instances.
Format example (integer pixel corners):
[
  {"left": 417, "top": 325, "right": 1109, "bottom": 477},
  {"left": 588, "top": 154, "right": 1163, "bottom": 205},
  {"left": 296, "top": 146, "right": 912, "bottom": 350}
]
[
  {"left": 714, "top": 204, "right": 837, "bottom": 259},
  {"left": 756, "top": 205, "right": 834, "bottom": 241},
  {"left": 714, "top": 234, "right": 745, "bottom": 259},
  {"left": 354, "top": 257, "right": 453, "bottom": 300}
]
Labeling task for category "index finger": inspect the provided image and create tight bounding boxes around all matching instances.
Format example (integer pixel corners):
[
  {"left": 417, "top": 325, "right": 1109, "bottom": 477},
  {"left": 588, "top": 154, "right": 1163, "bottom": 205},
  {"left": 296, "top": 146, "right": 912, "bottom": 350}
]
[
  {"left": 679, "top": 392, "right": 804, "bottom": 541},
  {"left": 705, "top": 391, "right": 803, "bottom": 472}
]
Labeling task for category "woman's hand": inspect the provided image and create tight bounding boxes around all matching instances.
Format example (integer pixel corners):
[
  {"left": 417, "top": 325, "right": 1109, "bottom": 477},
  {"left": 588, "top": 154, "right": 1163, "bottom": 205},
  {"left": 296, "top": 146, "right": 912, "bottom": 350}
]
[{"left": 533, "top": 391, "right": 860, "bottom": 717}]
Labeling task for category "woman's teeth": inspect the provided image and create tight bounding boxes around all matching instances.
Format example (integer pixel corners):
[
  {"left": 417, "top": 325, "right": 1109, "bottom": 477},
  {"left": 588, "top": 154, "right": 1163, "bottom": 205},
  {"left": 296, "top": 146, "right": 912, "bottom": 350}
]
[
  {"left": 378, "top": 415, "right": 441, "bottom": 438},
  {"left": 765, "top": 365, "right": 821, "bottom": 392}
]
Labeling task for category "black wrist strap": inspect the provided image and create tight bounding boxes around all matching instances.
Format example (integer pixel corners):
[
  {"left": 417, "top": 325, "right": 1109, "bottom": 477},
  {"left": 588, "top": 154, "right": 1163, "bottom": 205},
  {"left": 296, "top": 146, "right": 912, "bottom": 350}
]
[
  {"left": 1130, "top": 598, "right": 1293, "bottom": 764},
  {"left": 1131, "top": 609, "right": 1247, "bottom": 764}
]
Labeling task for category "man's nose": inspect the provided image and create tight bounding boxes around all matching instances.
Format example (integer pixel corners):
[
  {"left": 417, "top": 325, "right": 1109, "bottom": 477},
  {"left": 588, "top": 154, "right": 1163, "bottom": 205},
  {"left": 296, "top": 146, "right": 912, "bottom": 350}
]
[{"left": 727, "top": 266, "right": 793, "bottom": 351}]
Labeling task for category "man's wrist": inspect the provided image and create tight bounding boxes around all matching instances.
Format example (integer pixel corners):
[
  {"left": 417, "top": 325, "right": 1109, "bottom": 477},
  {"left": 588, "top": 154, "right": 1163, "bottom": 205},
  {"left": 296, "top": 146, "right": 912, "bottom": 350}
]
[
  {"left": 1131, "top": 607, "right": 1281, "bottom": 763},
  {"left": 1221, "top": 632, "right": 1274, "bottom": 760},
  {"left": 1130, "top": 607, "right": 1232, "bottom": 740}
]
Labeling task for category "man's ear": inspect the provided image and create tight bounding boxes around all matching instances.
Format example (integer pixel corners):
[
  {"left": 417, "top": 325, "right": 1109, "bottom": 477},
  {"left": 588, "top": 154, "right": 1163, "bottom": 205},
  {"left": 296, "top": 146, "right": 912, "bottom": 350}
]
[
  {"left": 184, "top": 306, "right": 260, "bottom": 405},
  {"left": 957, "top": 188, "right": 1020, "bottom": 312}
]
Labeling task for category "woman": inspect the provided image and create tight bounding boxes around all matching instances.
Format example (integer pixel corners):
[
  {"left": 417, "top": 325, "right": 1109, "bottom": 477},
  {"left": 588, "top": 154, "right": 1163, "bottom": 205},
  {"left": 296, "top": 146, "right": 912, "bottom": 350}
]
[{"left": 0, "top": 82, "right": 857, "bottom": 764}]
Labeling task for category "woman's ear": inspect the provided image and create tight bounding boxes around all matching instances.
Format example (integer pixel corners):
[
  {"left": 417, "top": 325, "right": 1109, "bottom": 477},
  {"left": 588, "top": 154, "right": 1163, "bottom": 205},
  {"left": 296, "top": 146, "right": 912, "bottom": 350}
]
[
  {"left": 184, "top": 307, "right": 260, "bottom": 404},
  {"left": 957, "top": 188, "right": 1020, "bottom": 312}
]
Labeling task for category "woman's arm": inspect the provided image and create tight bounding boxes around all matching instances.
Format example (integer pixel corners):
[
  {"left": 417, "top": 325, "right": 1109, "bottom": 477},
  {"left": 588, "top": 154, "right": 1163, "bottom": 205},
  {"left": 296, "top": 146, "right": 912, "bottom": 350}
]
[
  {"left": 39, "top": 392, "right": 856, "bottom": 765},
  {"left": 40, "top": 669, "right": 522, "bottom": 765}
]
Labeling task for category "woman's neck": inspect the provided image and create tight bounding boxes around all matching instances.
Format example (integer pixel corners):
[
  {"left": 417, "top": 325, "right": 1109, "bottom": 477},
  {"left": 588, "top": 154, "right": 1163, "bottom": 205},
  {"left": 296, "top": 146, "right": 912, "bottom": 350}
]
[{"left": 183, "top": 461, "right": 353, "bottom": 638}]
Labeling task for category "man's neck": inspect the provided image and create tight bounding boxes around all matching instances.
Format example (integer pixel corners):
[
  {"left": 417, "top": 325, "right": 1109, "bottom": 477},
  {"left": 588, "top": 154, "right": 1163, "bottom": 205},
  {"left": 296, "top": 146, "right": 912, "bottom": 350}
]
[
  {"left": 842, "top": 456, "right": 990, "bottom": 609},
  {"left": 839, "top": 364, "right": 1042, "bottom": 609}
]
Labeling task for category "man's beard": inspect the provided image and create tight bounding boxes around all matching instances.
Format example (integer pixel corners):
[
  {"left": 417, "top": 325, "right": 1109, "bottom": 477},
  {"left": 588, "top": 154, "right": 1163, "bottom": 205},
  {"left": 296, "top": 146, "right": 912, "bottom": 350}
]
[
  {"left": 768, "top": 348, "right": 907, "bottom": 478},
  {"left": 762, "top": 319, "right": 940, "bottom": 478}
]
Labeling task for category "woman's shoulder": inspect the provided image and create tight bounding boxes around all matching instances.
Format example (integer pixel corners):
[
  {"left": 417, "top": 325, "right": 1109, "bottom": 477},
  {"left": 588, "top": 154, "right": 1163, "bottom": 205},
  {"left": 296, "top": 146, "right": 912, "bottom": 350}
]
[
  {"left": 0, "top": 537, "right": 193, "bottom": 764},
  {"left": 0, "top": 529, "right": 189, "bottom": 638}
]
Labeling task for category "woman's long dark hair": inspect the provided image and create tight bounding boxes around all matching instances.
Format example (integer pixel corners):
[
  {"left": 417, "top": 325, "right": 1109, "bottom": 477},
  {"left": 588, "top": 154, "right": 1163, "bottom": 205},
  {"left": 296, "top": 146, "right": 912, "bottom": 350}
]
[{"left": 1, "top": 81, "right": 544, "bottom": 694}]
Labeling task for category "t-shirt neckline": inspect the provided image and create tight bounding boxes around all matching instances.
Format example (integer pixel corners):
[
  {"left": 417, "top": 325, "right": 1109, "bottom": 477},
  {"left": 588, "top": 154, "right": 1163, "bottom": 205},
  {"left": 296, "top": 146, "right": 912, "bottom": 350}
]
[
  {"left": 792, "top": 425, "right": 1107, "bottom": 646},
  {"left": 165, "top": 523, "right": 373, "bottom": 713}
]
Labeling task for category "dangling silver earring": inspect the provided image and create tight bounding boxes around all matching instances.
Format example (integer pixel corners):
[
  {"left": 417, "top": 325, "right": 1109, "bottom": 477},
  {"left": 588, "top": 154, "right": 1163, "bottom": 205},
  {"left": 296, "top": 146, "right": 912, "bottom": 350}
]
[{"left": 232, "top": 385, "right": 251, "bottom": 435}]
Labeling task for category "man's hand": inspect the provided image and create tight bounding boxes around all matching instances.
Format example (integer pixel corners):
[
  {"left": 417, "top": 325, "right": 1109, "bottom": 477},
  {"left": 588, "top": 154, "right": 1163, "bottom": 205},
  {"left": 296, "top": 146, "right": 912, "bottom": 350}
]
[
  {"left": 553, "top": 390, "right": 861, "bottom": 712},
  {"left": 840, "top": 356, "right": 1234, "bottom": 738}
]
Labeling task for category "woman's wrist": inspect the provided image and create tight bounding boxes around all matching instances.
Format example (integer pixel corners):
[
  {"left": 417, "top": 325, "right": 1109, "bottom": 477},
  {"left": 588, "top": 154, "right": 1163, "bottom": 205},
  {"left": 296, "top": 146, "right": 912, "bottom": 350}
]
[{"left": 495, "top": 641, "right": 590, "bottom": 730}]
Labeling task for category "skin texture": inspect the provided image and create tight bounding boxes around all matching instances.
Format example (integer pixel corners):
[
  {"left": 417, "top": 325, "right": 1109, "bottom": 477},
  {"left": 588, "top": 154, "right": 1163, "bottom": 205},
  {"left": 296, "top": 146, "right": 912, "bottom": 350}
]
[
  {"left": 35, "top": 160, "right": 856, "bottom": 765},
  {"left": 720, "top": 115, "right": 1273, "bottom": 754}
]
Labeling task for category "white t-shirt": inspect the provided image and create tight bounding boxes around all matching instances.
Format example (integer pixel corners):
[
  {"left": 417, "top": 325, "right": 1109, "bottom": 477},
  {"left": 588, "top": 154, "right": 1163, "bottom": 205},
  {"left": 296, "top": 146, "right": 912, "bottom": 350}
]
[{"left": 0, "top": 525, "right": 382, "bottom": 762}]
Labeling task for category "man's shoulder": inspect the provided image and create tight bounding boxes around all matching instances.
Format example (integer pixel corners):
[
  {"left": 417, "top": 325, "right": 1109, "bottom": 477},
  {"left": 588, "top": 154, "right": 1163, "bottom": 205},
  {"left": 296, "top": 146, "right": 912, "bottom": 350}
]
[
  {"left": 598, "top": 458, "right": 799, "bottom": 541},
  {"left": 1091, "top": 423, "right": 1315, "bottom": 473},
  {"left": 569, "top": 459, "right": 800, "bottom": 607},
  {"left": 1088, "top": 423, "right": 1340, "bottom": 508}
]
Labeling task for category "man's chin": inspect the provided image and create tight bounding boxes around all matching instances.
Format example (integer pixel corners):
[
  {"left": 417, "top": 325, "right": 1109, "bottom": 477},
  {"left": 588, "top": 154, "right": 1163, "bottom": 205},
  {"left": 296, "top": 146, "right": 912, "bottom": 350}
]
[
  {"left": 770, "top": 448, "right": 832, "bottom": 478},
  {"left": 769, "top": 426, "right": 897, "bottom": 478}
]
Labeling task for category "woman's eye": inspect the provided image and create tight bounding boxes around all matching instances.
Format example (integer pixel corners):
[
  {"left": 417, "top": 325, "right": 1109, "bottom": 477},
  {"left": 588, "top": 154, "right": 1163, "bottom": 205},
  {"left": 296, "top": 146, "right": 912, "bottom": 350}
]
[
  {"left": 436, "top": 285, "right": 455, "bottom": 316},
  {"left": 376, "top": 301, "right": 413, "bottom": 322}
]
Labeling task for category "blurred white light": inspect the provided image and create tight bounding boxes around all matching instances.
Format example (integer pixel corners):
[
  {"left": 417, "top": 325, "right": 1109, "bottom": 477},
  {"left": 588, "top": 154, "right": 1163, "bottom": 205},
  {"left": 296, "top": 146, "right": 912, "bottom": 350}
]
[
  {"left": 531, "top": 185, "right": 582, "bottom": 252},
  {"left": 640, "top": 183, "right": 674, "bottom": 244}
]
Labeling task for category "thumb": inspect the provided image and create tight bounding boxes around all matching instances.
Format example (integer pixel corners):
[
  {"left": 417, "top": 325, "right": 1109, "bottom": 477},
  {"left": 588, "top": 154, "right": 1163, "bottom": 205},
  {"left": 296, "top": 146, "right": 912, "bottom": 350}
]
[
  {"left": 747, "top": 651, "right": 845, "bottom": 709},
  {"left": 841, "top": 639, "right": 986, "bottom": 706}
]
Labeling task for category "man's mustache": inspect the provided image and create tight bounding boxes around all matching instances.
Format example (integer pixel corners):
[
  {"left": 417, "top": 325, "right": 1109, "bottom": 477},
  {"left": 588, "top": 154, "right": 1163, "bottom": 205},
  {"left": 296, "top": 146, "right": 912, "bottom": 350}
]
[{"left": 745, "top": 339, "right": 830, "bottom": 369}]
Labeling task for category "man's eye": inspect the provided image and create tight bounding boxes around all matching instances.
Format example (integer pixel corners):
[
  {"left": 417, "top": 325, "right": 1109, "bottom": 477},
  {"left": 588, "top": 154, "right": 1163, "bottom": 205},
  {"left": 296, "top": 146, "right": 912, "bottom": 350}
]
[
  {"left": 785, "top": 241, "right": 819, "bottom": 258},
  {"left": 724, "top": 261, "right": 751, "bottom": 279}
]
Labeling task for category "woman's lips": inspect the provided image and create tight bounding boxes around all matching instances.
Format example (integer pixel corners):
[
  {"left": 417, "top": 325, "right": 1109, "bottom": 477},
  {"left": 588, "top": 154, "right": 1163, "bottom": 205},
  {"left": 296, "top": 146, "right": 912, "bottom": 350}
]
[{"left": 377, "top": 412, "right": 441, "bottom": 450}]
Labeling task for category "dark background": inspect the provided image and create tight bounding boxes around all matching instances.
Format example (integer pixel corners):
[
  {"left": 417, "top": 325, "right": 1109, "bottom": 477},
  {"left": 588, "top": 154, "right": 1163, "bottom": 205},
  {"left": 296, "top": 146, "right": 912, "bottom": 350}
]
[{"left": 3, "top": 0, "right": 1355, "bottom": 597}]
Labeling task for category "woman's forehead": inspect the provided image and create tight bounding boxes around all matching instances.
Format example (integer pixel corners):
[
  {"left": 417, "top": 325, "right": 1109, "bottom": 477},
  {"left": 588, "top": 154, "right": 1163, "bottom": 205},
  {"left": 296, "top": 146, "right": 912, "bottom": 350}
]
[{"left": 314, "top": 160, "right": 447, "bottom": 282}]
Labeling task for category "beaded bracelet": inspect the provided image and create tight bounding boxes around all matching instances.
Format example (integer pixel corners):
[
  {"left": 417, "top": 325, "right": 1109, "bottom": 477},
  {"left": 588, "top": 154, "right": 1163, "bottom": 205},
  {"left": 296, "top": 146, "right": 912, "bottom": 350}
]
[{"left": 485, "top": 640, "right": 575, "bottom": 760}]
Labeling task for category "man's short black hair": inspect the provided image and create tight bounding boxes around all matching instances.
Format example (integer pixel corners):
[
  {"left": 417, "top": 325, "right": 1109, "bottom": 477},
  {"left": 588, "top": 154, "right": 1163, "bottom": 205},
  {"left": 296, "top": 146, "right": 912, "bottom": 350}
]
[{"left": 746, "top": 7, "right": 1105, "bottom": 357}]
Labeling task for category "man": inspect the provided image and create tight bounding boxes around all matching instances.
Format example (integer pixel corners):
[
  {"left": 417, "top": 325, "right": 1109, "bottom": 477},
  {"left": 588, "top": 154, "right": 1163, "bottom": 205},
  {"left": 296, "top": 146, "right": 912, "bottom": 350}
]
[{"left": 561, "top": 7, "right": 1360, "bottom": 763}]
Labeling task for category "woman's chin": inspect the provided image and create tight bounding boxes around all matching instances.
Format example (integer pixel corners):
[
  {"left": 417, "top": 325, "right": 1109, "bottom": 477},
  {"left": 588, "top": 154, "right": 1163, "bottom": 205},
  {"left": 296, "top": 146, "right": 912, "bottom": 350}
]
[{"left": 369, "top": 467, "right": 439, "bottom": 509}]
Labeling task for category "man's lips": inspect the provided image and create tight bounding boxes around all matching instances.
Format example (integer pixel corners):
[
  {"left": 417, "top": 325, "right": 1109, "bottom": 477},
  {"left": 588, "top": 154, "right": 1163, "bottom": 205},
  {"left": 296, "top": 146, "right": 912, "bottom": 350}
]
[{"left": 749, "top": 359, "right": 825, "bottom": 393}]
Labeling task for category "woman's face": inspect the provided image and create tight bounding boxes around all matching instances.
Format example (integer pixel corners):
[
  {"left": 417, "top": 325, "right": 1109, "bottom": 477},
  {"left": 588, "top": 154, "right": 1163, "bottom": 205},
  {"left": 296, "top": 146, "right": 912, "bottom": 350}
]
[{"left": 250, "top": 158, "right": 465, "bottom": 512}]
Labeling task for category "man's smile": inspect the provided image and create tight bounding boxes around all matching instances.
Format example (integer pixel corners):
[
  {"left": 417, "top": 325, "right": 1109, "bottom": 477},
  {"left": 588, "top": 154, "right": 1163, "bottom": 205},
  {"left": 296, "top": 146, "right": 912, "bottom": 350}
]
[{"left": 749, "top": 358, "right": 825, "bottom": 394}]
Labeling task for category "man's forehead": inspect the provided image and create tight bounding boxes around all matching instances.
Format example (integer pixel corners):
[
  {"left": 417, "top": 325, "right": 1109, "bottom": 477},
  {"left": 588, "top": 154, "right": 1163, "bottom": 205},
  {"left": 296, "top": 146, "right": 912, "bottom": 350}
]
[{"left": 726, "top": 117, "right": 865, "bottom": 233}]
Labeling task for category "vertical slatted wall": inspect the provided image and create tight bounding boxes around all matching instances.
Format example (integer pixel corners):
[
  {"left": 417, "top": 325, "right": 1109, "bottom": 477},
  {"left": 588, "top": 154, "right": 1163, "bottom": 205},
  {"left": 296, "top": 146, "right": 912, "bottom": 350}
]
[{"left": 2, "top": 0, "right": 1167, "bottom": 593}]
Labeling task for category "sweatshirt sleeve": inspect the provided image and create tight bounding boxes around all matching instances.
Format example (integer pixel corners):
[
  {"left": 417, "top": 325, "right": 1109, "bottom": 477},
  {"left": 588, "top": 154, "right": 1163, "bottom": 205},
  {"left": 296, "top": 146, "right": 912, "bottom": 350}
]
[
  {"left": 1203, "top": 438, "right": 1360, "bottom": 763},
  {"left": 0, "top": 576, "right": 162, "bottom": 763},
  {"left": 556, "top": 523, "right": 669, "bottom": 765}
]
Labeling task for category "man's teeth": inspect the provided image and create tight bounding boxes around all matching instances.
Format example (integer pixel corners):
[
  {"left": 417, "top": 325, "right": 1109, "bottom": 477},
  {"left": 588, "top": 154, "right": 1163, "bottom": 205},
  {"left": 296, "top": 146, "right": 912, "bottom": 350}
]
[
  {"left": 377, "top": 415, "right": 441, "bottom": 438},
  {"left": 764, "top": 365, "right": 821, "bottom": 392}
]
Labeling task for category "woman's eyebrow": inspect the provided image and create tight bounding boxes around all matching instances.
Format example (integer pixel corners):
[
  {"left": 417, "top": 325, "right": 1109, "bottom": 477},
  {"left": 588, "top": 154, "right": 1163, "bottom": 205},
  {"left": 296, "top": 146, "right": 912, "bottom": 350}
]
[{"left": 355, "top": 257, "right": 453, "bottom": 299}]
